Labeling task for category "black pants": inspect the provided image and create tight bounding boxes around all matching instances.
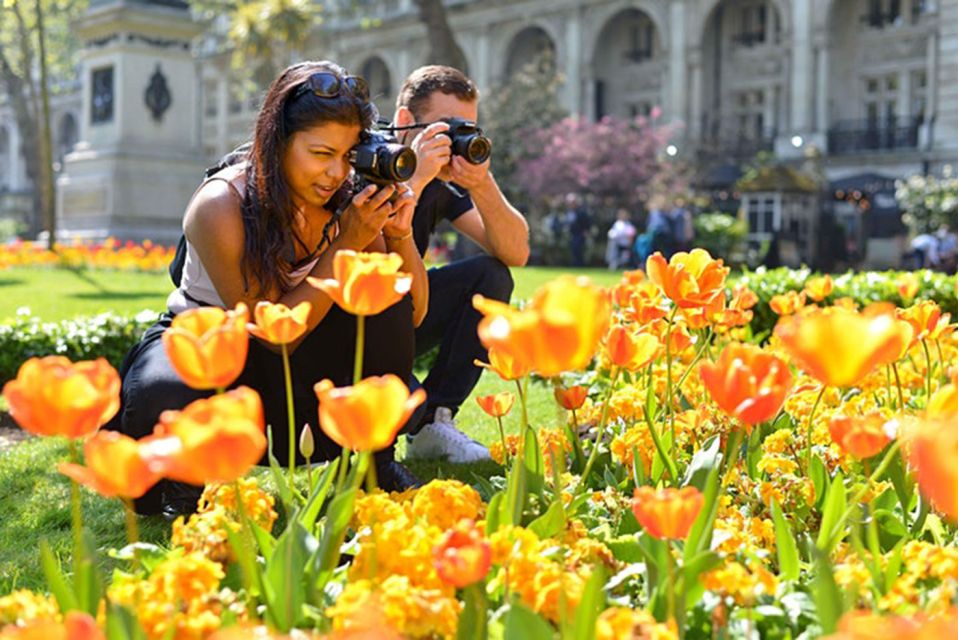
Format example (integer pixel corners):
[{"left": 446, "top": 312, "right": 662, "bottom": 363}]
[
  {"left": 106, "top": 297, "right": 414, "bottom": 512},
  {"left": 408, "top": 255, "right": 514, "bottom": 430}
]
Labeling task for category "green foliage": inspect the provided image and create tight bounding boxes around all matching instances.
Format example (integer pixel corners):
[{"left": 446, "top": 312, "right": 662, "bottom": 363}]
[
  {"left": 896, "top": 173, "right": 958, "bottom": 234},
  {"left": 735, "top": 267, "right": 958, "bottom": 339},
  {"left": 480, "top": 51, "right": 568, "bottom": 208},
  {"left": 693, "top": 212, "right": 747, "bottom": 265},
  {"left": 0, "top": 310, "right": 156, "bottom": 383}
]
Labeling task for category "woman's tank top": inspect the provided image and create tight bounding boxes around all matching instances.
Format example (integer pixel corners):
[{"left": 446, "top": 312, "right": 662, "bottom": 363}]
[{"left": 166, "top": 163, "right": 324, "bottom": 314}]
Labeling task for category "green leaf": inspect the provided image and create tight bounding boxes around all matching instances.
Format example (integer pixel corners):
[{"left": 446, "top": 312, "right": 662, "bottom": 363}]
[
  {"left": 503, "top": 446, "right": 527, "bottom": 527},
  {"left": 523, "top": 427, "right": 545, "bottom": 499},
  {"left": 39, "top": 539, "right": 77, "bottom": 613},
  {"left": 606, "top": 535, "right": 646, "bottom": 564},
  {"left": 770, "top": 499, "right": 800, "bottom": 582},
  {"left": 810, "top": 454, "right": 829, "bottom": 510},
  {"left": 265, "top": 521, "right": 315, "bottom": 631},
  {"left": 267, "top": 425, "right": 297, "bottom": 514},
  {"left": 684, "top": 465, "right": 720, "bottom": 561},
  {"left": 298, "top": 458, "right": 338, "bottom": 531},
  {"left": 573, "top": 564, "right": 606, "bottom": 640},
  {"left": 528, "top": 500, "right": 566, "bottom": 539},
  {"left": 682, "top": 435, "right": 721, "bottom": 491},
  {"left": 681, "top": 550, "right": 722, "bottom": 609},
  {"left": 457, "top": 583, "right": 489, "bottom": 640},
  {"left": 817, "top": 470, "right": 847, "bottom": 553},
  {"left": 315, "top": 487, "right": 357, "bottom": 578},
  {"left": 812, "top": 548, "right": 844, "bottom": 634},
  {"left": 502, "top": 600, "right": 556, "bottom": 640},
  {"left": 105, "top": 601, "right": 147, "bottom": 640},
  {"left": 485, "top": 491, "right": 504, "bottom": 535},
  {"left": 73, "top": 530, "right": 103, "bottom": 616}
]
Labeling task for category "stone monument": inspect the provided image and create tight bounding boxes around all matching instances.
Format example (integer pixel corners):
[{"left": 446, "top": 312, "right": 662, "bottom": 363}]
[{"left": 56, "top": 0, "right": 206, "bottom": 242}]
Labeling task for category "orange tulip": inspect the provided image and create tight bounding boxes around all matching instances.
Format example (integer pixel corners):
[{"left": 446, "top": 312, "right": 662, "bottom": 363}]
[
  {"left": 896, "top": 272, "right": 919, "bottom": 302},
  {"left": 0, "top": 611, "right": 105, "bottom": 640},
  {"left": 828, "top": 413, "right": 894, "bottom": 459},
  {"left": 825, "top": 609, "right": 958, "bottom": 640},
  {"left": 162, "top": 303, "right": 249, "bottom": 390},
  {"left": 474, "top": 276, "right": 610, "bottom": 377},
  {"left": 645, "top": 248, "right": 729, "bottom": 309},
  {"left": 631, "top": 486, "right": 704, "bottom": 540},
  {"left": 432, "top": 520, "right": 492, "bottom": 588},
  {"left": 474, "top": 348, "right": 531, "bottom": 381},
  {"left": 605, "top": 325, "right": 661, "bottom": 371},
  {"left": 141, "top": 386, "right": 266, "bottom": 485},
  {"left": 314, "top": 375, "right": 425, "bottom": 451},
  {"left": 927, "top": 384, "right": 958, "bottom": 418},
  {"left": 897, "top": 300, "right": 951, "bottom": 341},
  {"left": 774, "top": 307, "right": 911, "bottom": 387},
  {"left": 699, "top": 343, "right": 792, "bottom": 427},
  {"left": 248, "top": 300, "right": 311, "bottom": 345},
  {"left": 610, "top": 269, "right": 646, "bottom": 307},
  {"left": 908, "top": 418, "right": 958, "bottom": 522},
  {"left": 623, "top": 281, "right": 668, "bottom": 325},
  {"left": 648, "top": 317, "right": 694, "bottom": 354},
  {"left": 803, "top": 275, "right": 833, "bottom": 302},
  {"left": 2, "top": 356, "right": 120, "bottom": 439},
  {"left": 58, "top": 431, "right": 161, "bottom": 499},
  {"left": 308, "top": 250, "right": 411, "bottom": 316},
  {"left": 769, "top": 290, "right": 807, "bottom": 316},
  {"left": 476, "top": 392, "right": 515, "bottom": 418},
  {"left": 554, "top": 385, "right": 588, "bottom": 410}
]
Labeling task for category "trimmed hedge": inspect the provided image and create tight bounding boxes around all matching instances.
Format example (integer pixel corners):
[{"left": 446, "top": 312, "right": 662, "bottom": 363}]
[
  {"left": 736, "top": 267, "right": 958, "bottom": 339},
  {"left": 2, "top": 268, "right": 955, "bottom": 384},
  {"left": 0, "top": 310, "right": 158, "bottom": 384}
]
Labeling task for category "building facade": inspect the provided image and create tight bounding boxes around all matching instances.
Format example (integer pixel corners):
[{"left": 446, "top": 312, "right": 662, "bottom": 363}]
[{"left": 2, "top": 0, "right": 957, "bottom": 242}]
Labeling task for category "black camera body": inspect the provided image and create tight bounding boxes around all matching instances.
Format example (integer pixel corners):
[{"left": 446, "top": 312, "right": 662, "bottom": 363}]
[
  {"left": 349, "top": 130, "right": 417, "bottom": 188},
  {"left": 441, "top": 117, "right": 492, "bottom": 165}
]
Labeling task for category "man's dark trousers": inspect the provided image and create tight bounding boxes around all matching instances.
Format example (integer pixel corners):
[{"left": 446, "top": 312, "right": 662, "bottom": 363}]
[{"left": 406, "top": 254, "right": 514, "bottom": 432}]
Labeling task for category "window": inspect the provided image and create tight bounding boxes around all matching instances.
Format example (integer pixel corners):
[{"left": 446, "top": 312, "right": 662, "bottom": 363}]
[
  {"left": 863, "top": 0, "right": 904, "bottom": 28},
  {"left": 228, "top": 80, "right": 243, "bottom": 115},
  {"left": 864, "top": 73, "right": 899, "bottom": 127},
  {"left": 204, "top": 82, "right": 218, "bottom": 118},
  {"left": 735, "top": 2, "right": 769, "bottom": 46},
  {"left": 734, "top": 89, "right": 767, "bottom": 139},
  {"left": 747, "top": 195, "right": 778, "bottom": 236},
  {"left": 911, "top": 70, "right": 927, "bottom": 123},
  {"left": 625, "top": 19, "right": 655, "bottom": 62},
  {"left": 91, "top": 66, "right": 114, "bottom": 124}
]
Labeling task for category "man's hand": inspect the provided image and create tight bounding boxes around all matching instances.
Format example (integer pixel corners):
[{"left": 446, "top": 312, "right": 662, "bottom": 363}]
[
  {"left": 409, "top": 122, "right": 452, "bottom": 190},
  {"left": 448, "top": 155, "right": 492, "bottom": 192}
]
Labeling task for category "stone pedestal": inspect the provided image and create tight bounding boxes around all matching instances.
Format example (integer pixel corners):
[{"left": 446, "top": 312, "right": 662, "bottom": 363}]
[{"left": 56, "top": 0, "right": 205, "bottom": 243}]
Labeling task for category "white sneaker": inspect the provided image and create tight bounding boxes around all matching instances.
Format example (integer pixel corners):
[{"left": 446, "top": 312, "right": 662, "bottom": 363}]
[{"left": 405, "top": 407, "right": 492, "bottom": 463}]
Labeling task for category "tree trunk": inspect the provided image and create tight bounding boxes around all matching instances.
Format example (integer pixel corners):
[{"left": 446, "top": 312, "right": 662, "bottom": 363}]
[
  {"left": 0, "top": 50, "right": 42, "bottom": 237},
  {"left": 412, "top": 0, "right": 468, "bottom": 73},
  {"left": 35, "top": 0, "right": 57, "bottom": 248}
]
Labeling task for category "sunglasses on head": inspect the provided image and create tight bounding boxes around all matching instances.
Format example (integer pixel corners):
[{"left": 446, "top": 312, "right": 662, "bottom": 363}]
[{"left": 292, "top": 72, "right": 370, "bottom": 102}]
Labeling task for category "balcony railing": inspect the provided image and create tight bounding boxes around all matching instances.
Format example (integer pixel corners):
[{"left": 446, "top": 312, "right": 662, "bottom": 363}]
[
  {"left": 826, "top": 117, "right": 920, "bottom": 154},
  {"left": 699, "top": 122, "right": 777, "bottom": 160}
]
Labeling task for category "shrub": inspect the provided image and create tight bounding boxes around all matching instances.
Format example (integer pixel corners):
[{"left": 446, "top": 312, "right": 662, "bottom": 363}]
[{"left": 693, "top": 212, "right": 747, "bottom": 265}]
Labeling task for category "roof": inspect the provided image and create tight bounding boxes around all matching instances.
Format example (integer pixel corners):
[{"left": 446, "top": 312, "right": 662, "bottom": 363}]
[{"left": 736, "top": 165, "right": 819, "bottom": 193}]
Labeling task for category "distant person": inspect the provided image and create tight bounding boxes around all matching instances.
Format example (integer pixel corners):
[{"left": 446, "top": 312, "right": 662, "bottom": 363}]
[
  {"left": 910, "top": 232, "right": 940, "bottom": 269},
  {"left": 937, "top": 225, "right": 957, "bottom": 273},
  {"left": 635, "top": 196, "right": 675, "bottom": 264},
  {"left": 669, "top": 197, "right": 694, "bottom": 252},
  {"left": 606, "top": 208, "right": 637, "bottom": 270},
  {"left": 565, "top": 193, "right": 592, "bottom": 267}
]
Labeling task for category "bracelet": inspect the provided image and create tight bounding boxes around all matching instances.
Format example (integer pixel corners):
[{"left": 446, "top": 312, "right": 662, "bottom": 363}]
[{"left": 383, "top": 230, "right": 413, "bottom": 242}]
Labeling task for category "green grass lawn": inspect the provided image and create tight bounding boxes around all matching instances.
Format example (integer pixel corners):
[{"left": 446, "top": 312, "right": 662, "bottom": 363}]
[{"left": 0, "top": 264, "right": 621, "bottom": 592}]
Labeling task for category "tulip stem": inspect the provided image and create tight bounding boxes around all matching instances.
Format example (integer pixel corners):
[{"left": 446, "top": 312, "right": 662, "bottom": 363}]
[
  {"left": 354, "top": 315, "right": 366, "bottom": 385},
  {"left": 804, "top": 385, "right": 827, "bottom": 474},
  {"left": 67, "top": 439, "right": 84, "bottom": 564},
  {"left": 921, "top": 339, "right": 933, "bottom": 404},
  {"left": 515, "top": 377, "right": 529, "bottom": 433},
  {"left": 281, "top": 342, "right": 297, "bottom": 493},
  {"left": 665, "top": 307, "right": 678, "bottom": 446},
  {"left": 366, "top": 458, "right": 378, "bottom": 493},
  {"left": 495, "top": 416, "right": 510, "bottom": 467},
  {"left": 673, "top": 328, "right": 713, "bottom": 397},
  {"left": 892, "top": 363, "right": 906, "bottom": 414},
  {"left": 122, "top": 497, "right": 140, "bottom": 570},
  {"left": 823, "top": 440, "right": 901, "bottom": 551},
  {"left": 665, "top": 543, "right": 677, "bottom": 633},
  {"left": 574, "top": 368, "right": 620, "bottom": 496}
]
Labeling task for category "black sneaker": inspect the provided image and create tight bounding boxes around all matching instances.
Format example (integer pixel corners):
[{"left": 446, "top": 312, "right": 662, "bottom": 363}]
[
  {"left": 160, "top": 481, "right": 203, "bottom": 521},
  {"left": 377, "top": 460, "right": 423, "bottom": 492}
]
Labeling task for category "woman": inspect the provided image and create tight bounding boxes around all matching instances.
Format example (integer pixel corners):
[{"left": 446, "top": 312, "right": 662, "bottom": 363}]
[{"left": 110, "top": 61, "right": 428, "bottom": 517}]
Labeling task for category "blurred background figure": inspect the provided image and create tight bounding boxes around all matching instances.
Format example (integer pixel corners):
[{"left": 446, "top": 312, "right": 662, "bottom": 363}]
[
  {"left": 606, "top": 208, "right": 637, "bottom": 269},
  {"left": 565, "top": 193, "right": 593, "bottom": 267},
  {"left": 669, "top": 197, "right": 694, "bottom": 253}
]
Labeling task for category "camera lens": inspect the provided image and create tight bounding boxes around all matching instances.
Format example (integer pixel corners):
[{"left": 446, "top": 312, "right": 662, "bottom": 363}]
[
  {"left": 465, "top": 135, "right": 492, "bottom": 164},
  {"left": 389, "top": 147, "right": 417, "bottom": 181}
]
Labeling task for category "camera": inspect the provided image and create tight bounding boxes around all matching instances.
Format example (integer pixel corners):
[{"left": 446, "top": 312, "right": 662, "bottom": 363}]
[
  {"left": 441, "top": 117, "right": 492, "bottom": 165},
  {"left": 349, "top": 130, "right": 417, "bottom": 191}
]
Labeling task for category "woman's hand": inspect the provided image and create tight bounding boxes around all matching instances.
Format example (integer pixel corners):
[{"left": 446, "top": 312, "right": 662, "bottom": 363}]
[
  {"left": 337, "top": 183, "right": 397, "bottom": 249},
  {"left": 382, "top": 183, "right": 417, "bottom": 240}
]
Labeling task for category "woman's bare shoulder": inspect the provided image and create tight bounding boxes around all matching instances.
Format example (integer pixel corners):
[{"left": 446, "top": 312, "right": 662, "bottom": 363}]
[{"left": 184, "top": 178, "right": 245, "bottom": 250}]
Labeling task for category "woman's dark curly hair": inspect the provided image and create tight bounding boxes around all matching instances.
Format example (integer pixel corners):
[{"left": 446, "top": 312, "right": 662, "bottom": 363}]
[{"left": 242, "top": 60, "right": 378, "bottom": 297}]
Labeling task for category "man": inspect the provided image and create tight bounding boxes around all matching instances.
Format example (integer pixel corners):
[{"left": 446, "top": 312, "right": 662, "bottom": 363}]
[{"left": 393, "top": 65, "right": 530, "bottom": 463}]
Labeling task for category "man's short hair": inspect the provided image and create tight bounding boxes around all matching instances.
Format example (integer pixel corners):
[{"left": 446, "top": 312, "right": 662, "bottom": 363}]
[{"left": 396, "top": 65, "right": 478, "bottom": 119}]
